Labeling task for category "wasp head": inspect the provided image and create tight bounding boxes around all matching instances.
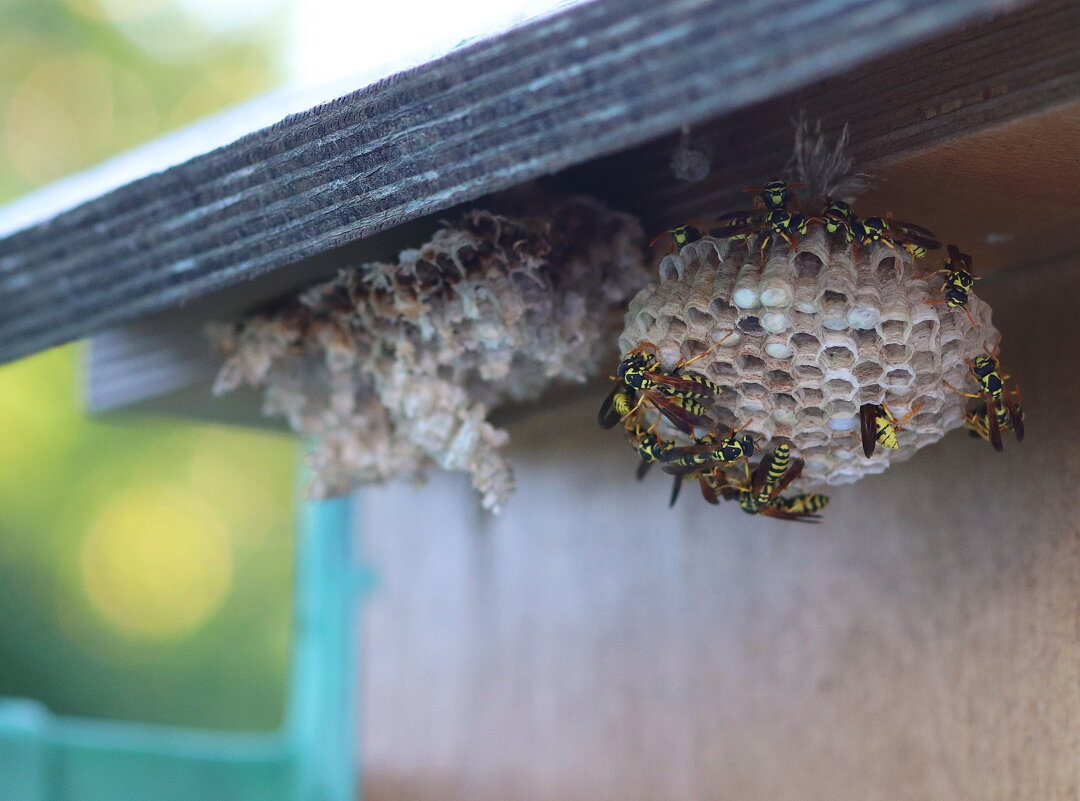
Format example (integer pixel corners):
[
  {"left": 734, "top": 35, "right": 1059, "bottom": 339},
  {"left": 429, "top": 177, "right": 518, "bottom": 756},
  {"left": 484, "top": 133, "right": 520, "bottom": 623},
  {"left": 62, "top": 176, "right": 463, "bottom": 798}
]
[
  {"left": 971, "top": 355, "right": 997, "bottom": 377},
  {"left": 859, "top": 217, "right": 888, "bottom": 238}
]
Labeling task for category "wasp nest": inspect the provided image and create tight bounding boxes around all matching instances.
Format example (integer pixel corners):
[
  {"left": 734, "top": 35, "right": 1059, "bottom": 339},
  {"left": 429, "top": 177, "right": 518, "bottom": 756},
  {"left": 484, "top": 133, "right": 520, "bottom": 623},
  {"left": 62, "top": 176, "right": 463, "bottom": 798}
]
[
  {"left": 210, "top": 198, "right": 650, "bottom": 511},
  {"left": 621, "top": 230, "right": 997, "bottom": 487}
]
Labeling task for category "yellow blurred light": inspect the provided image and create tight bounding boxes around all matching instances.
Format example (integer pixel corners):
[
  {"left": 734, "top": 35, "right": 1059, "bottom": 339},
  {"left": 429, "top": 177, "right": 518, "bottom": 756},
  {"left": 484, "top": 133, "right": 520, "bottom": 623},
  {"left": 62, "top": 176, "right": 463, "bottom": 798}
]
[
  {"left": 186, "top": 428, "right": 295, "bottom": 547},
  {"left": 4, "top": 52, "right": 115, "bottom": 185},
  {"left": 80, "top": 485, "right": 234, "bottom": 640}
]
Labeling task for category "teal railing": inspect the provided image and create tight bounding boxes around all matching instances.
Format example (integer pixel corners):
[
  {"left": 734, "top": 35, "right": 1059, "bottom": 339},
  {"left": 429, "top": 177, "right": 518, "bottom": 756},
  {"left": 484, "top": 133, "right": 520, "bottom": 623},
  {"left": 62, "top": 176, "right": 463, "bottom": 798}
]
[{"left": 0, "top": 496, "right": 369, "bottom": 801}]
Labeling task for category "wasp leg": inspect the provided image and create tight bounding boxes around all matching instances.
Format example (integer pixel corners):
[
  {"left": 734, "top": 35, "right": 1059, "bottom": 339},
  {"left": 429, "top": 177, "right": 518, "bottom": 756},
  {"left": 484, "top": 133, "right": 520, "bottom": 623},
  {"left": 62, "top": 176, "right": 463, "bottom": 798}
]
[
  {"left": 891, "top": 402, "right": 924, "bottom": 430},
  {"left": 673, "top": 330, "right": 734, "bottom": 371},
  {"left": 941, "top": 379, "right": 982, "bottom": 399}
]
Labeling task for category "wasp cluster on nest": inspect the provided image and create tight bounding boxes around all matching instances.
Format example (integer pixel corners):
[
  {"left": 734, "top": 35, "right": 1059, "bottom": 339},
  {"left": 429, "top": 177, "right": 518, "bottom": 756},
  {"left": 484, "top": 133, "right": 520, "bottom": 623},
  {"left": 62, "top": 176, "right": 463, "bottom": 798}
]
[
  {"left": 209, "top": 196, "right": 650, "bottom": 511},
  {"left": 601, "top": 131, "right": 1023, "bottom": 522}
]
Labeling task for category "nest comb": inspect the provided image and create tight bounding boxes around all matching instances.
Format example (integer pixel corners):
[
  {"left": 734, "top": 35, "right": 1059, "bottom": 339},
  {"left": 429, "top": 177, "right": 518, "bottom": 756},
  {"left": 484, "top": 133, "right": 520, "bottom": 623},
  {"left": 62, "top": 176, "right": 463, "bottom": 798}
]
[
  {"left": 619, "top": 229, "right": 998, "bottom": 487},
  {"left": 210, "top": 197, "right": 649, "bottom": 511}
]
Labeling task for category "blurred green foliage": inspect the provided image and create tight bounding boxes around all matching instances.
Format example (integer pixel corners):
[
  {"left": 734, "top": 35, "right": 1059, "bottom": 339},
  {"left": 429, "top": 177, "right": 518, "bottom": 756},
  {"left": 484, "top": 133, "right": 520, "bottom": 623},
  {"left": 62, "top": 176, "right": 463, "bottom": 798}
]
[{"left": 0, "top": 0, "right": 298, "bottom": 730}]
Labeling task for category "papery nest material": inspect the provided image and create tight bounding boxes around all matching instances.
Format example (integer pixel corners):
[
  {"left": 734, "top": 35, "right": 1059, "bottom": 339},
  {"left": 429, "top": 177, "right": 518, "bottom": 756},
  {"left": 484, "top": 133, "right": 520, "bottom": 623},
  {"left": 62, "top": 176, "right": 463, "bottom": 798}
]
[{"left": 209, "top": 196, "right": 651, "bottom": 511}]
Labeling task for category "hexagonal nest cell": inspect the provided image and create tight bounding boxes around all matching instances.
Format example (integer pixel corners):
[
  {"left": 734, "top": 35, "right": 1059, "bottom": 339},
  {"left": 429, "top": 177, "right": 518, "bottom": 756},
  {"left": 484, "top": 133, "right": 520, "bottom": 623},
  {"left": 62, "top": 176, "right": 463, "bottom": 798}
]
[
  {"left": 619, "top": 229, "right": 997, "bottom": 488},
  {"left": 208, "top": 197, "right": 650, "bottom": 511}
]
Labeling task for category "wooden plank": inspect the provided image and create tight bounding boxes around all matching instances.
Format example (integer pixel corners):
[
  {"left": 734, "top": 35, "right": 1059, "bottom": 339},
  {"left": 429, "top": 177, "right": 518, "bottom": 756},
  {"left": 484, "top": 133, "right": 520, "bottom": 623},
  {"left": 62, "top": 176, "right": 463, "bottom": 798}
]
[
  {"left": 356, "top": 249, "right": 1080, "bottom": 800},
  {"left": 83, "top": 0, "right": 1080, "bottom": 420},
  {"left": 0, "top": 0, "right": 1031, "bottom": 365},
  {"left": 559, "top": 0, "right": 1080, "bottom": 230}
]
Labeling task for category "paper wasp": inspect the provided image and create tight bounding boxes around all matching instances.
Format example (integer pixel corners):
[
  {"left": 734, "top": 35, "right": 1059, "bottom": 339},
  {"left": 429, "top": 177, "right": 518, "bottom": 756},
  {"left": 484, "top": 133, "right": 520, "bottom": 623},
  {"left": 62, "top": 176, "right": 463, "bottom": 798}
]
[
  {"left": 943, "top": 337, "right": 1024, "bottom": 452},
  {"left": 602, "top": 335, "right": 731, "bottom": 435},
  {"left": 598, "top": 382, "right": 637, "bottom": 429},
  {"left": 815, "top": 198, "right": 858, "bottom": 247},
  {"left": 859, "top": 402, "right": 923, "bottom": 458},
  {"left": 661, "top": 427, "right": 754, "bottom": 508},
  {"left": 924, "top": 244, "right": 980, "bottom": 328},
  {"left": 743, "top": 179, "right": 805, "bottom": 212},
  {"left": 964, "top": 386, "right": 1024, "bottom": 449},
  {"left": 599, "top": 375, "right": 712, "bottom": 437},
  {"left": 649, "top": 224, "right": 706, "bottom": 254},
  {"left": 769, "top": 493, "right": 830, "bottom": 518},
  {"left": 747, "top": 442, "right": 796, "bottom": 508},
  {"left": 662, "top": 432, "right": 733, "bottom": 508},
  {"left": 660, "top": 428, "right": 756, "bottom": 476},
  {"left": 625, "top": 420, "right": 675, "bottom": 479},
  {"left": 855, "top": 216, "right": 940, "bottom": 261},
  {"left": 711, "top": 209, "right": 807, "bottom": 259},
  {"left": 721, "top": 445, "right": 827, "bottom": 522}
]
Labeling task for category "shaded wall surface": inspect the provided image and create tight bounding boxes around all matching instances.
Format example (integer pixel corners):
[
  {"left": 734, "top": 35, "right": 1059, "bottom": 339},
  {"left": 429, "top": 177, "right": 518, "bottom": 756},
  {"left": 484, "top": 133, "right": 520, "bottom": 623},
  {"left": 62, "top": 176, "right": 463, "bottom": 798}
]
[{"left": 358, "top": 259, "right": 1079, "bottom": 801}]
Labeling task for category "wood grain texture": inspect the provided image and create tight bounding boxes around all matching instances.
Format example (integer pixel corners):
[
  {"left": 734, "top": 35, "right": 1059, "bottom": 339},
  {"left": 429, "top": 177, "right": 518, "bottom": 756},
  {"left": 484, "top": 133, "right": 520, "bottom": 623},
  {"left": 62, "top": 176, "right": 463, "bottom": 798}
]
[
  {"left": 356, "top": 257, "right": 1080, "bottom": 800},
  {"left": 560, "top": 0, "right": 1080, "bottom": 231},
  {"left": 81, "top": 0, "right": 1079, "bottom": 419},
  {"left": 84, "top": 102, "right": 1080, "bottom": 424},
  {"left": 0, "top": 0, "right": 1031, "bottom": 364}
]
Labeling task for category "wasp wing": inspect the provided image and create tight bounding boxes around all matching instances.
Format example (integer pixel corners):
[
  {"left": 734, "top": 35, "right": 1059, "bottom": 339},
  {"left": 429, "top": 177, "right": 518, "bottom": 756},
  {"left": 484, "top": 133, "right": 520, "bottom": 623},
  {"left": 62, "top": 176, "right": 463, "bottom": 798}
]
[
  {"left": 750, "top": 453, "right": 773, "bottom": 497},
  {"left": 648, "top": 392, "right": 711, "bottom": 436},
  {"left": 668, "top": 475, "right": 684, "bottom": 508},
  {"left": 985, "top": 395, "right": 1004, "bottom": 452},
  {"left": 635, "top": 459, "right": 654, "bottom": 481},
  {"left": 1006, "top": 393, "right": 1025, "bottom": 442},
  {"left": 709, "top": 211, "right": 759, "bottom": 239},
  {"left": 892, "top": 220, "right": 940, "bottom": 249},
  {"left": 645, "top": 371, "right": 717, "bottom": 397},
  {"left": 697, "top": 476, "right": 721, "bottom": 506},
  {"left": 759, "top": 506, "right": 823, "bottom": 523},
  {"left": 860, "top": 403, "right": 879, "bottom": 458},
  {"left": 773, "top": 458, "right": 805, "bottom": 496}
]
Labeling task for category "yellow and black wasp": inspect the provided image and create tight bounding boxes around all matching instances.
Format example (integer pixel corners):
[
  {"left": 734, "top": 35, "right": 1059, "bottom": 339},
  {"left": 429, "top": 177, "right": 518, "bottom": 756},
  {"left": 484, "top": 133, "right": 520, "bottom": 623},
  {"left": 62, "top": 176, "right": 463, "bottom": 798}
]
[
  {"left": 598, "top": 382, "right": 637, "bottom": 429},
  {"left": 662, "top": 432, "right": 733, "bottom": 508},
  {"left": 624, "top": 419, "right": 675, "bottom": 479},
  {"left": 854, "top": 216, "right": 940, "bottom": 262},
  {"left": 769, "top": 493, "right": 830, "bottom": 518},
  {"left": 623, "top": 417, "right": 694, "bottom": 508},
  {"left": 743, "top": 179, "right": 805, "bottom": 212},
  {"left": 649, "top": 223, "right": 706, "bottom": 254},
  {"left": 964, "top": 386, "right": 1024, "bottom": 448},
  {"left": 711, "top": 209, "right": 808, "bottom": 260},
  {"left": 924, "top": 244, "right": 980, "bottom": 328},
  {"left": 599, "top": 336, "right": 729, "bottom": 436},
  {"left": 943, "top": 337, "right": 1024, "bottom": 452},
  {"left": 859, "top": 402, "right": 923, "bottom": 458},
  {"left": 660, "top": 426, "right": 756, "bottom": 476},
  {"left": 746, "top": 442, "right": 797, "bottom": 508},
  {"left": 721, "top": 445, "right": 827, "bottom": 522},
  {"left": 809, "top": 197, "right": 858, "bottom": 248}
]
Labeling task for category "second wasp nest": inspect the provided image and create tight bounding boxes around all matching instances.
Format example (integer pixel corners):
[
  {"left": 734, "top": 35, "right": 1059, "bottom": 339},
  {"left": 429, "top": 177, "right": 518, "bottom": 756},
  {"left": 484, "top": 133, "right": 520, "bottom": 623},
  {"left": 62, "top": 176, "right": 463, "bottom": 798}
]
[
  {"left": 620, "top": 230, "right": 997, "bottom": 487},
  {"left": 210, "top": 196, "right": 649, "bottom": 511}
]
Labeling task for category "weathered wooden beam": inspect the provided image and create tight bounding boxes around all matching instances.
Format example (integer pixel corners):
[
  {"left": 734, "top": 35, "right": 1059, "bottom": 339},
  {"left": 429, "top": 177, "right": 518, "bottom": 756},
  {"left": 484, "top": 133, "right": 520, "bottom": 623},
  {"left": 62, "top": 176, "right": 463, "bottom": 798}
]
[
  {"left": 0, "top": 0, "right": 1031, "bottom": 364},
  {"left": 81, "top": 0, "right": 1079, "bottom": 424},
  {"left": 559, "top": 0, "right": 1080, "bottom": 229}
]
